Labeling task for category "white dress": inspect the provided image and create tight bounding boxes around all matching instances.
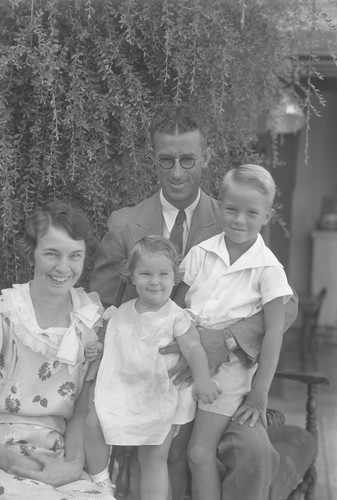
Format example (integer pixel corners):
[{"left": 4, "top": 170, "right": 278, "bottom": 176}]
[{"left": 95, "top": 299, "right": 196, "bottom": 446}]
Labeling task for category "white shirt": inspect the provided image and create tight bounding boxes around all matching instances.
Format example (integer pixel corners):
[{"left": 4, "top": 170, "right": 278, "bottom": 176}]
[
  {"left": 160, "top": 190, "right": 201, "bottom": 254},
  {"left": 181, "top": 232, "right": 293, "bottom": 329}
]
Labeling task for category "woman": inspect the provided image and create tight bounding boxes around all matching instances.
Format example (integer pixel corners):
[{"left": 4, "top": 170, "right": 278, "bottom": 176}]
[{"left": 0, "top": 201, "right": 115, "bottom": 499}]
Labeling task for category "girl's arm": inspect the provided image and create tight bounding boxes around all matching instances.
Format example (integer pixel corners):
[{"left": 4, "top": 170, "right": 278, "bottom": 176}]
[
  {"left": 176, "top": 323, "right": 221, "bottom": 404},
  {"left": 232, "top": 297, "right": 285, "bottom": 428}
]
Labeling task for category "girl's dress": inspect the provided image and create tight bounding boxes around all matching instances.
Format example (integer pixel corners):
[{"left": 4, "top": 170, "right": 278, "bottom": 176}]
[
  {"left": 0, "top": 283, "right": 114, "bottom": 500},
  {"left": 95, "top": 298, "right": 196, "bottom": 446}
]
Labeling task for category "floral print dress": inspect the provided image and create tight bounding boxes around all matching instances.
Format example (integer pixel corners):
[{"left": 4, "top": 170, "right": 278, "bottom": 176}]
[{"left": 0, "top": 283, "right": 114, "bottom": 499}]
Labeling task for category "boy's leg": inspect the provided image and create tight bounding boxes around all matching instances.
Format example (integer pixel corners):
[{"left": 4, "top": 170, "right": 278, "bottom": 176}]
[
  {"left": 138, "top": 427, "right": 175, "bottom": 500},
  {"left": 188, "top": 410, "right": 231, "bottom": 500},
  {"left": 84, "top": 404, "right": 111, "bottom": 477},
  {"left": 167, "top": 420, "right": 194, "bottom": 500}
]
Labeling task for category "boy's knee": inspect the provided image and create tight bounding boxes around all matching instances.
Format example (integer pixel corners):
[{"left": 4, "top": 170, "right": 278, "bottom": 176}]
[{"left": 188, "top": 442, "right": 214, "bottom": 469}]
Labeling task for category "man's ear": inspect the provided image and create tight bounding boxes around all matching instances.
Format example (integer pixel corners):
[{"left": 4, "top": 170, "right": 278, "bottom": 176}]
[{"left": 202, "top": 146, "right": 212, "bottom": 169}]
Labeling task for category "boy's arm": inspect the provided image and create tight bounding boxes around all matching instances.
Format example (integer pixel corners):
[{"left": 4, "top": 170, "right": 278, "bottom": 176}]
[
  {"left": 226, "top": 291, "right": 298, "bottom": 362},
  {"left": 176, "top": 324, "right": 221, "bottom": 404},
  {"left": 232, "top": 297, "right": 285, "bottom": 428}
]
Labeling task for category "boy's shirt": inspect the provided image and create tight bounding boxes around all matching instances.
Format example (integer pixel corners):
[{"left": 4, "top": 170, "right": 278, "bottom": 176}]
[{"left": 180, "top": 232, "right": 293, "bottom": 330}]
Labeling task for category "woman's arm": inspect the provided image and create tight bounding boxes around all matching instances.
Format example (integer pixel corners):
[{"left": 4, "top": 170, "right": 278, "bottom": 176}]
[
  {"left": 9, "top": 380, "right": 93, "bottom": 486},
  {"left": 231, "top": 297, "right": 285, "bottom": 428},
  {"left": 176, "top": 324, "right": 221, "bottom": 404}
]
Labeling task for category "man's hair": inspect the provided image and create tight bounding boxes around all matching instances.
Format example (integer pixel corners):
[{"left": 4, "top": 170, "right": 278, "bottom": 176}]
[
  {"left": 150, "top": 102, "right": 209, "bottom": 146},
  {"left": 122, "top": 235, "right": 181, "bottom": 284},
  {"left": 221, "top": 164, "right": 276, "bottom": 206}
]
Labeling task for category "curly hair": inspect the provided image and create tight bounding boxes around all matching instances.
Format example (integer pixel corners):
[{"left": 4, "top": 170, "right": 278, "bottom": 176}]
[
  {"left": 19, "top": 200, "right": 97, "bottom": 266},
  {"left": 121, "top": 235, "right": 182, "bottom": 284}
]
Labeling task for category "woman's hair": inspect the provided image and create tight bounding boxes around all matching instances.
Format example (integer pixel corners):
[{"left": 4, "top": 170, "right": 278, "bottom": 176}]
[
  {"left": 221, "top": 164, "right": 276, "bottom": 207},
  {"left": 19, "top": 200, "right": 97, "bottom": 264},
  {"left": 122, "top": 235, "right": 181, "bottom": 284}
]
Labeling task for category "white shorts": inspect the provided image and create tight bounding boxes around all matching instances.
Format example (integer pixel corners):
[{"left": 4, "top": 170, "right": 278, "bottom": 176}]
[{"left": 198, "top": 353, "right": 258, "bottom": 416}]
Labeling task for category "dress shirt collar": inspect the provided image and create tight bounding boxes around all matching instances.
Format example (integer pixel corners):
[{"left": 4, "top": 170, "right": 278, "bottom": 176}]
[{"left": 160, "top": 189, "right": 201, "bottom": 236}]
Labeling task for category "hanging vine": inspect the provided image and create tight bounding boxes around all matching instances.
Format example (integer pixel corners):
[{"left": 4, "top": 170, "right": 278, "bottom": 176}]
[{"left": 0, "top": 0, "right": 334, "bottom": 287}]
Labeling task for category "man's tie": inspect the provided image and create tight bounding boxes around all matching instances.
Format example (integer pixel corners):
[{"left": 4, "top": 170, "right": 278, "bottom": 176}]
[{"left": 169, "top": 210, "right": 186, "bottom": 256}]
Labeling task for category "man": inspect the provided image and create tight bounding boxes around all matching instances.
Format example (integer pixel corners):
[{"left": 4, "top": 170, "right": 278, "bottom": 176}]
[{"left": 90, "top": 103, "right": 298, "bottom": 500}]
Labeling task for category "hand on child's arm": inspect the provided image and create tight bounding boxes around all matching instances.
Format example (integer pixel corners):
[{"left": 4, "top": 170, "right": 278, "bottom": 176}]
[
  {"left": 231, "top": 387, "right": 268, "bottom": 428},
  {"left": 193, "top": 378, "right": 222, "bottom": 404},
  {"left": 85, "top": 341, "right": 103, "bottom": 362}
]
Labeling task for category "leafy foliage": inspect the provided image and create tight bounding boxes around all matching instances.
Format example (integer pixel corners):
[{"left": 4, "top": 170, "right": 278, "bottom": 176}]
[{"left": 0, "top": 0, "right": 333, "bottom": 287}]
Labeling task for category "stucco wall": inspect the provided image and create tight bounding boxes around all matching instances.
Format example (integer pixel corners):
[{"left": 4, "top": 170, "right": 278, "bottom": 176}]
[{"left": 289, "top": 90, "right": 337, "bottom": 294}]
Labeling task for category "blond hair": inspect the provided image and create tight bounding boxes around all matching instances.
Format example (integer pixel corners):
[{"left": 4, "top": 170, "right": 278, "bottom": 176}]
[{"left": 221, "top": 164, "right": 276, "bottom": 207}]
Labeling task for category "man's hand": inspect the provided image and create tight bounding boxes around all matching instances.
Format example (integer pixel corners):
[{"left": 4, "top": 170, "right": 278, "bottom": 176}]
[
  {"left": 159, "top": 329, "right": 232, "bottom": 385},
  {"left": 198, "top": 328, "right": 231, "bottom": 374},
  {"left": 159, "top": 340, "right": 193, "bottom": 384},
  {"left": 9, "top": 449, "right": 83, "bottom": 487}
]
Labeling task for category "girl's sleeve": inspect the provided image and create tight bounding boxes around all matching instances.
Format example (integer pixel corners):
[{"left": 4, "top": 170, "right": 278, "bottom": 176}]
[
  {"left": 260, "top": 267, "right": 293, "bottom": 306},
  {"left": 173, "top": 308, "right": 194, "bottom": 339},
  {"left": 102, "top": 305, "right": 118, "bottom": 321}
]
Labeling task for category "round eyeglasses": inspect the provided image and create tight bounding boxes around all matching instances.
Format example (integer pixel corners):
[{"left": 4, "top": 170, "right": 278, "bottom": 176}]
[{"left": 157, "top": 154, "right": 204, "bottom": 170}]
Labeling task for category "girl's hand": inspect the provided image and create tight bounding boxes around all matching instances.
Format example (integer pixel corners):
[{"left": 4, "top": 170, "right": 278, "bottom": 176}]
[
  {"left": 192, "top": 378, "right": 222, "bottom": 404},
  {"left": 85, "top": 341, "right": 103, "bottom": 362},
  {"left": 231, "top": 389, "right": 268, "bottom": 428}
]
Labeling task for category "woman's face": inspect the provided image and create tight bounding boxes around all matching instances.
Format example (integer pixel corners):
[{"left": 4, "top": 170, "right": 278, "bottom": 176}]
[{"left": 32, "top": 225, "right": 86, "bottom": 297}]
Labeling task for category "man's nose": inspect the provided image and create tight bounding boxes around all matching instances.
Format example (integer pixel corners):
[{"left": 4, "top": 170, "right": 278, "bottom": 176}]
[{"left": 171, "top": 159, "right": 184, "bottom": 178}]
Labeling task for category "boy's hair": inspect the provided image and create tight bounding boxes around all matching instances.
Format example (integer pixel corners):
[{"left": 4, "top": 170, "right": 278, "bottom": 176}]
[
  {"left": 122, "top": 235, "right": 181, "bottom": 284},
  {"left": 19, "top": 200, "right": 97, "bottom": 265},
  {"left": 221, "top": 164, "right": 276, "bottom": 206},
  {"left": 150, "top": 102, "right": 209, "bottom": 147}
]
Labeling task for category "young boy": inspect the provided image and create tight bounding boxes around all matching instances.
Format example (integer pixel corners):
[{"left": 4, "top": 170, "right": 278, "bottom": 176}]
[{"left": 174, "top": 164, "right": 293, "bottom": 500}]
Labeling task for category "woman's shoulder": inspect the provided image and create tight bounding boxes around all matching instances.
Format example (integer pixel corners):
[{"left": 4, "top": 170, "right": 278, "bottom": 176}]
[{"left": 0, "top": 283, "right": 30, "bottom": 316}]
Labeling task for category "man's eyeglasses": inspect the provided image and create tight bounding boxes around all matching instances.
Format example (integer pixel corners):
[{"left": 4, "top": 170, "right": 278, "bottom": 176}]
[{"left": 157, "top": 154, "right": 204, "bottom": 170}]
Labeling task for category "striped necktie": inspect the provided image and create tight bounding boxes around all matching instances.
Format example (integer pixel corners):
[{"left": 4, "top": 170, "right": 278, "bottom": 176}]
[{"left": 169, "top": 210, "right": 186, "bottom": 256}]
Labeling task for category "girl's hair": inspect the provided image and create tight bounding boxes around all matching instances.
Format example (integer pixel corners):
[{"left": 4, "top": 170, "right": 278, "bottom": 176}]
[
  {"left": 19, "top": 200, "right": 97, "bottom": 264},
  {"left": 122, "top": 235, "right": 181, "bottom": 284},
  {"left": 221, "top": 164, "right": 276, "bottom": 206}
]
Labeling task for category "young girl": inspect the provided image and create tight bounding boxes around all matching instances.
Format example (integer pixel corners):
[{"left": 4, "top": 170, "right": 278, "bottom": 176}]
[
  {"left": 175, "top": 164, "right": 294, "bottom": 500},
  {"left": 85, "top": 235, "right": 220, "bottom": 500}
]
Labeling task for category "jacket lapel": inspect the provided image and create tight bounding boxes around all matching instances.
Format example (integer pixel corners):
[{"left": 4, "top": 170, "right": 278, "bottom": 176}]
[{"left": 132, "top": 192, "right": 164, "bottom": 243}]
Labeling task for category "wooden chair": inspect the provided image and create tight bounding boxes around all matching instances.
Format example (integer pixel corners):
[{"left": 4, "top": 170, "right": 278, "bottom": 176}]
[
  {"left": 299, "top": 288, "right": 327, "bottom": 370},
  {"left": 110, "top": 370, "right": 330, "bottom": 500}
]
